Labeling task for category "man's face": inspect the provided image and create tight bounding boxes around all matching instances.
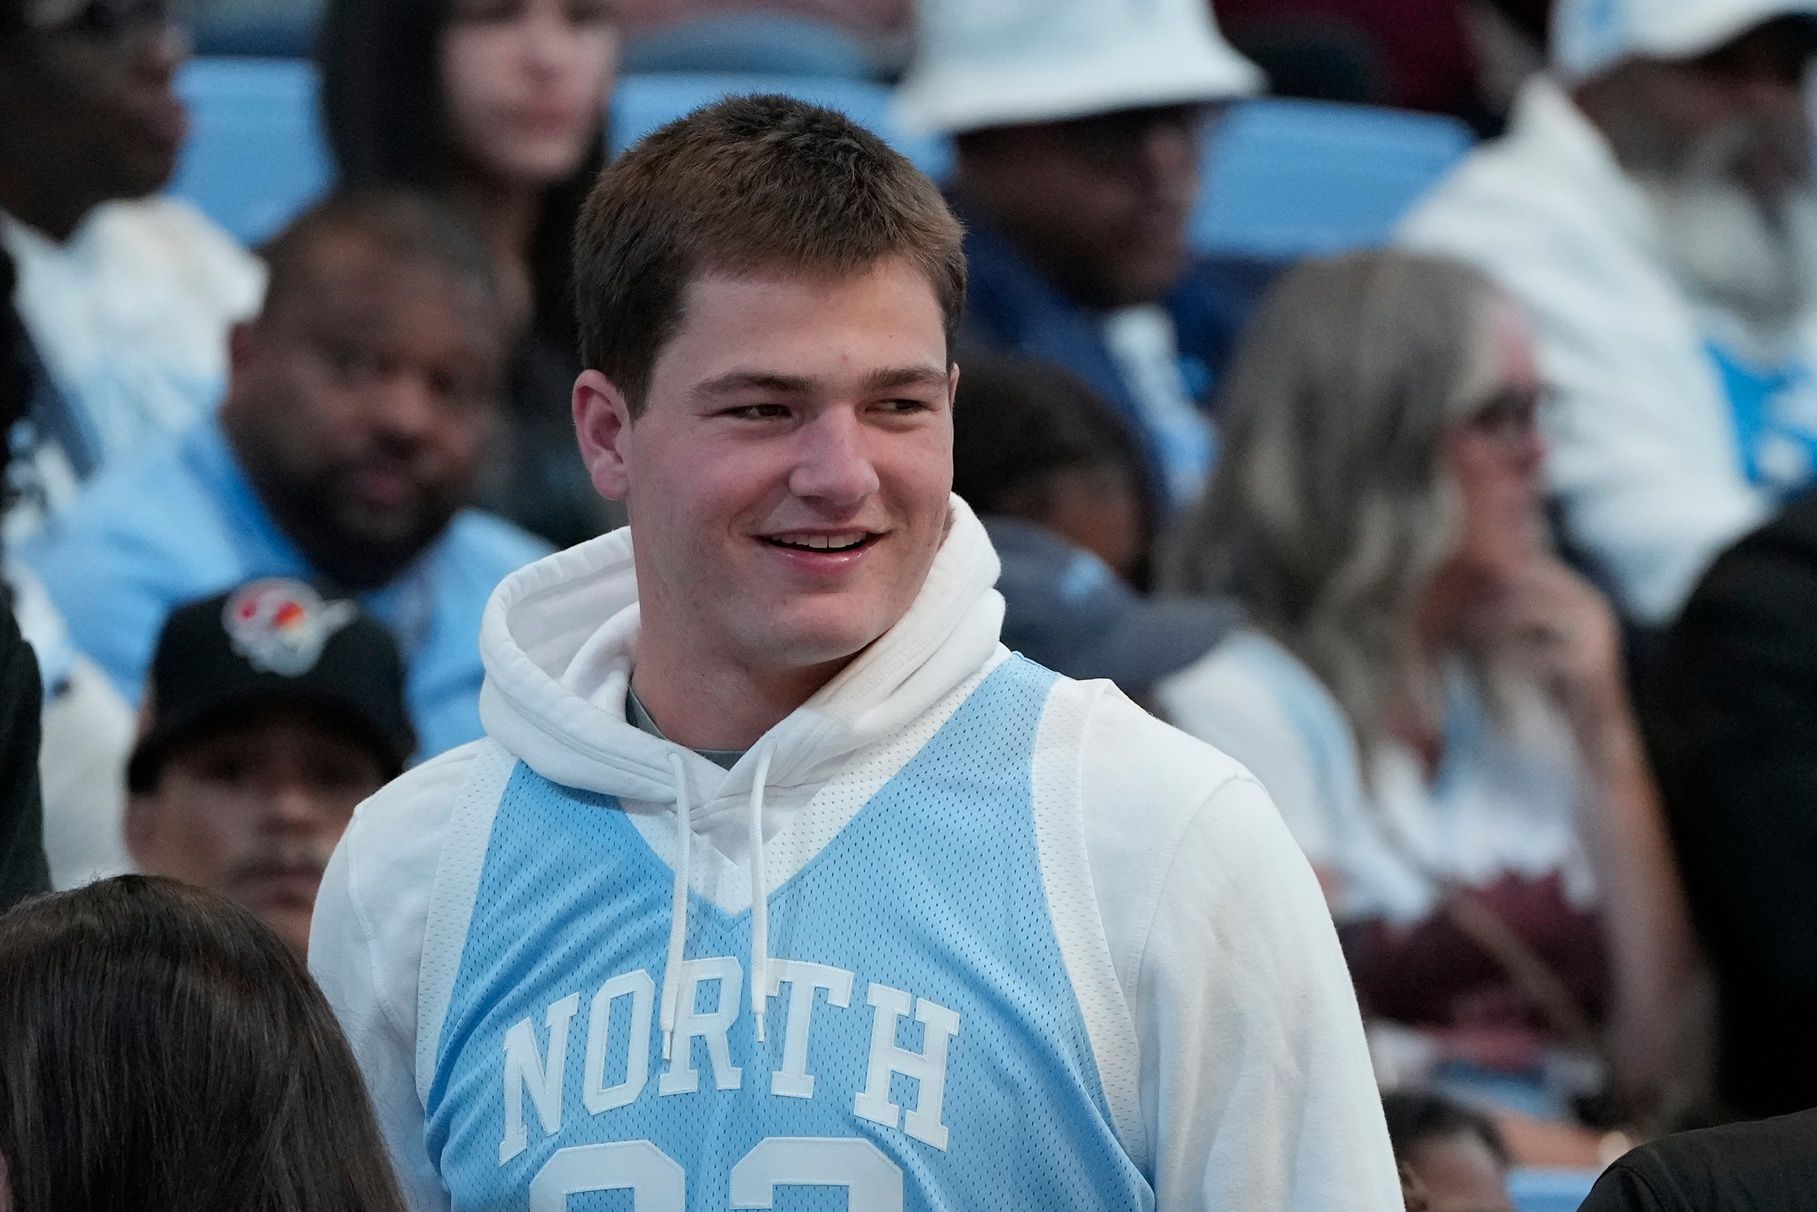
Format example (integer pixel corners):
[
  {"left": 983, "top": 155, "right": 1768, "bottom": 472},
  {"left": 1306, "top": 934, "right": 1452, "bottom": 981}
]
[
  {"left": 0, "top": 0, "right": 191, "bottom": 210},
  {"left": 224, "top": 238, "right": 507, "bottom": 586},
  {"left": 957, "top": 104, "right": 1209, "bottom": 309},
  {"left": 126, "top": 709, "right": 387, "bottom": 954},
  {"left": 1594, "top": 19, "right": 1815, "bottom": 204},
  {"left": 1588, "top": 20, "right": 1817, "bottom": 329},
  {"left": 577, "top": 256, "right": 955, "bottom": 683}
]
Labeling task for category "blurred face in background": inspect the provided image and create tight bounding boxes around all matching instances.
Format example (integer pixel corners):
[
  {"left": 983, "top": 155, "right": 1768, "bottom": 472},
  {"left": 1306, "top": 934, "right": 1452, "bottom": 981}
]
[
  {"left": 439, "top": 0, "right": 618, "bottom": 191},
  {"left": 1585, "top": 18, "right": 1817, "bottom": 330},
  {"left": 1442, "top": 302, "right": 1548, "bottom": 584},
  {"left": 222, "top": 234, "right": 508, "bottom": 588},
  {"left": 1401, "top": 1130, "right": 1515, "bottom": 1212},
  {"left": 126, "top": 709, "right": 387, "bottom": 954},
  {"left": 0, "top": 0, "right": 191, "bottom": 235},
  {"left": 957, "top": 103, "right": 1211, "bottom": 309}
]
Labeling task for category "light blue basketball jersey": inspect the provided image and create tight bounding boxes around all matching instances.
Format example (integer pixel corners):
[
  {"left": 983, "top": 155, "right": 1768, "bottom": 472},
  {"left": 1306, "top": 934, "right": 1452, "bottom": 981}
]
[{"left": 423, "top": 656, "right": 1153, "bottom": 1210}]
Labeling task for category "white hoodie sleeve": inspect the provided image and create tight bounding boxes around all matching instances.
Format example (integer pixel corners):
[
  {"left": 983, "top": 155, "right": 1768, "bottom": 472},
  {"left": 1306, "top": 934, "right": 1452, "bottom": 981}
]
[
  {"left": 1078, "top": 694, "right": 1401, "bottom": 1211},
  {"left": 311, "top": 749, "right": 476, "bottom": 1212}
]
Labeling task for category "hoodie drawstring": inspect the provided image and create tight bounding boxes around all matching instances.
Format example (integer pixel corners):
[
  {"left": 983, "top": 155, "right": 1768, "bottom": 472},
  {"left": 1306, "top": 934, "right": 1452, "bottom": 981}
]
[
  {"left": 747, "top": 746, "right": 773, "bottom": 1044},
  {"left": 659, "top": 746, "right": 776, "bottom": 1060},
  {"left": 659, "top": 752, "right": 692, "bottom": 1062}
]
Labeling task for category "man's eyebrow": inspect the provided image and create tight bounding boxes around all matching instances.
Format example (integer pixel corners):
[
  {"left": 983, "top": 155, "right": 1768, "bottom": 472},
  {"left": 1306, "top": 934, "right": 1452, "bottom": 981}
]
[
  {"left": 687, "top": 365, "right": 950, "bottom": 403},
  {"left": 688, "top": 370, "right": 818, "bottom": 403},
  {"left": 862, "top": 365, "right": 952, "bottom": 393}
]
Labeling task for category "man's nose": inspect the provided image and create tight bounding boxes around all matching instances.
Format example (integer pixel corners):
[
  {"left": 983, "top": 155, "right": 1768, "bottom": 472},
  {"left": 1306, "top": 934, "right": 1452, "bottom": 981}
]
[
  {"left": 264, "top": 776, "right": 332, "bottom": 829},
  {"left": 788, "top": 410, "right": 881, "bottom": 507},
  {"left": 521, "top": 4, "right": 585, "bottom": 74},
  {"left": 1132, "top": 116, "right": 1203, "bottom": 199},
  {"left": 130, "top": 20, "right": 189, "bottom": 87},
  {"left": 371, "top": 371, "right": 439, "bottom": 443}
]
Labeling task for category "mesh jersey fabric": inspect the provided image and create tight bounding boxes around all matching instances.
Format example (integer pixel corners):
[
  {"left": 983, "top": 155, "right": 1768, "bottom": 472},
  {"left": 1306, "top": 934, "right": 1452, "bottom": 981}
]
[{"left": 422, "top": 655, "right": 1152, "bottom": 1210}]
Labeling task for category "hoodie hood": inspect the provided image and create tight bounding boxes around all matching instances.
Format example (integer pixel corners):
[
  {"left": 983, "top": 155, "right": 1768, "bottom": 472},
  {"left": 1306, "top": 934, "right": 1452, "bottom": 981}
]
[{"left": 477, "top": 493, "right": 1006, "bottom": 810}]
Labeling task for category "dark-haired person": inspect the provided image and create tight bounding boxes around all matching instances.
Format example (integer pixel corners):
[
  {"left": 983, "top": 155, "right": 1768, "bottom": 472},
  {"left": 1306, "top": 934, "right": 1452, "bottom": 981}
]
[
  {"left": 1382, "top": 1090, "right": 1516, "bottom": 1212},
  {"left": 951, "top": 349, "right": 1231, "bottom": 699},
  {"left": 319, "top": 0, "right": 620, "bottom": 548},
  {"left": 0, "top": 0, "right": 262, "bottom": 534},
  {"left": 127, "top": 580, "right": 413, "bottom": 955},
  {"left": 311, "top": 95, "right": 1401, "bottom": 1209},
  {"left": 0, "top": 875, "right": 407, "bottom": 1211},
  {"left": 22, "top": 190, "right": 548, "bottom": 761},
  {"left": 0, "top": 245, "right": 49, "bottom": 911}
]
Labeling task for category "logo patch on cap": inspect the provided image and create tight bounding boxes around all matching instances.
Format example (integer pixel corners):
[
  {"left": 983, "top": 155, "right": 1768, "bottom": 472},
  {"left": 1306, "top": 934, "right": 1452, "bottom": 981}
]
[{"left": 222, "top": 579, "right": 359, "bottom": 677}]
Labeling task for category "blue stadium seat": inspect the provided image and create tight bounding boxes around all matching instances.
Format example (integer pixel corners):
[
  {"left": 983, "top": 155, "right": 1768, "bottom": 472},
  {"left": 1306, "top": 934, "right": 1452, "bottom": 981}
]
[
  {"left": 1509, "top": 1167, "right": 1600, "bottom": 1212},
  {"left": 621, "top": 13, "right": 888, "bottom": 80},
  {"left": 169, "top": 57, "right": 332, "bottom": 246},
  {"left": 1192, "top": 97, "right": 1476, "bottom": 261},
  {"left": 611, "top": 72, "right": 953, "bottom": 182}
]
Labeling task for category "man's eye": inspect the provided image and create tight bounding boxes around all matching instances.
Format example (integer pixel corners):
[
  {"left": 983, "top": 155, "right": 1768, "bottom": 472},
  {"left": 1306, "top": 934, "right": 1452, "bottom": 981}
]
[
  {"left": 726, "top": 403, "right": 790, "bottom": 420},
  {"left": 321, "top": 341, "right": 381, "bottom": 380},
  {"left": 451, "top": 0, "right": 520, "bottom": 22},
  {"left": 565, "top": 0, "right": 615, "bottom": 25},
  {"left": 195, "top": 755, "right": 252, "bottom": 786},
  {"left": 880, "top": 398, "right": 931, "bottom": 415}
]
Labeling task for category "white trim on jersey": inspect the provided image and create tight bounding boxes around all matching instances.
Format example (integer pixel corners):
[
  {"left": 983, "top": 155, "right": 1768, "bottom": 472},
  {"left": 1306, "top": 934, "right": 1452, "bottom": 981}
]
[{"left": 416, "top": 738, "right": 519, "bottom": 1104}]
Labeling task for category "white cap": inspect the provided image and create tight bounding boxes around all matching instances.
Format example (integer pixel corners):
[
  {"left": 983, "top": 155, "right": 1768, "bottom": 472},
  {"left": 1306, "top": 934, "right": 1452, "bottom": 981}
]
[
  {"left": 1553, "top": 0, "right": 1817, "bottom": 81},
  {"left": 893, "top": 0, "right": 1264, "bottom": 137}
]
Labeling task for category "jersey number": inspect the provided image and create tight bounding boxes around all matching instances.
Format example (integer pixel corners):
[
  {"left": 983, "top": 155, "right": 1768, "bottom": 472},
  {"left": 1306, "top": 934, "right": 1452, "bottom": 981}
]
[{"left": 529, "top": 1136, "right": 905, "bottom": 1210}]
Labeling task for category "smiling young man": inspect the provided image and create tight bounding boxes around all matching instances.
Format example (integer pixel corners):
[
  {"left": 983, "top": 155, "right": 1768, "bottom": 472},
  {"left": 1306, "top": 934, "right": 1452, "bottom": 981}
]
[{"left": 310, "top": 95, "right": 1400, "bottom": 1211}]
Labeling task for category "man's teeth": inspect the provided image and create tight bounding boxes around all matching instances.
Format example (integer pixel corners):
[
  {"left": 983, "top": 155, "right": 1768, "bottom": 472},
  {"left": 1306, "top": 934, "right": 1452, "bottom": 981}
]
[{"left": 772, "top": 534, "right": 867, "bottom": 550}]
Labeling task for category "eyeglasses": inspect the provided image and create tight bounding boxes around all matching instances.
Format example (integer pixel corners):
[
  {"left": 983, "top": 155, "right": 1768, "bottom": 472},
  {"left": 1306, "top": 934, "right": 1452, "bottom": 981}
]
[
  {"left": 24, "top": 0, "right": 191, "bottom": 40},
  {"left": 1461, "top": 384, "right": 1552, "bottom": 448}
]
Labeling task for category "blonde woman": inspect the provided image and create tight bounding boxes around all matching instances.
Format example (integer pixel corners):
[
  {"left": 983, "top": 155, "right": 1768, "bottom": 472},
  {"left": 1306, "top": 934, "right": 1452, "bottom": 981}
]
[{"left": 1158, "top": 251, "right": 1705, "bottom": 1146}]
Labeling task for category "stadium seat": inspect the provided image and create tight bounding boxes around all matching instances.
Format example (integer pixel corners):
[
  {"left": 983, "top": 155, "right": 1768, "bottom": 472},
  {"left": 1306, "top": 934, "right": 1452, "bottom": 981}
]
[
  {"left": 169, "top": 57, "right": 332, "bottom": 246},
  {"left": 610, "top": 72, "right": 954, "bottom": 182},
  {"left": 1192, "top": 97, "right": 1475, "bottom": 261},
  {"left": 1509, "top": 1167, "right": 1600, "bottom": 1212},
  {"left": 621, "top": 13, "right": 889, "bottom": 80}
]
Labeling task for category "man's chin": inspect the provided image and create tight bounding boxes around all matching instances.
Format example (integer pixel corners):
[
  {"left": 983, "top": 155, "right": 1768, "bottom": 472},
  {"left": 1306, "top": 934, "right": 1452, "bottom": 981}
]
[{"left": 1644, "top": 177, "right": 1817, "bottom": 331}]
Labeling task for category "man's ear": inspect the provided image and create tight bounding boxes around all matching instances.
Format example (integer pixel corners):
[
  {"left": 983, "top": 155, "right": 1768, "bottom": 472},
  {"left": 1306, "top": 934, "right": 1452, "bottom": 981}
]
[{"left": 573, "top": 369, "right": 635, "bottom": 501}]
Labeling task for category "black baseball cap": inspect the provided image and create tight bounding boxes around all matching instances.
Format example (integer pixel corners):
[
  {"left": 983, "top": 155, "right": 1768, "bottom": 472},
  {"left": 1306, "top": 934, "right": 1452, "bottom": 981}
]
[
  {"left": 986, "top": 516, "right": 1235, "bottom": 698},
  {"left": 127, "top": 578, "right": 415, "bottom": 793}
]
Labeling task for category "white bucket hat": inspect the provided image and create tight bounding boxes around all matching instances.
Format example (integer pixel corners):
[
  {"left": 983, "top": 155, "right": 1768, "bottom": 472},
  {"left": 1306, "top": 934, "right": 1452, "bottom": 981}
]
[
  {"left": 893, "top": 0, "right": 1264, "bottom": 137},
  {"left": 1553, "top": 0, "right": 1817, "bottom": 81}
]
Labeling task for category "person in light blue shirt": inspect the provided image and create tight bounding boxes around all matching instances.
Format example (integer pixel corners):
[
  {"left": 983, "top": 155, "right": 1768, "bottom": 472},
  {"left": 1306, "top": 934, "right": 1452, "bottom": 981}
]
[{"left": 23, "top": 190, "right": 549, "bottom": 761}]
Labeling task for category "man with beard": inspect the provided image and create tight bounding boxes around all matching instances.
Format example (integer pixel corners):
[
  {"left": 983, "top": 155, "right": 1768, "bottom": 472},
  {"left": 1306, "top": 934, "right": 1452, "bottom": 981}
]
[
  {"left": 1400, "top": 0, "right": 1817, "bottom": 629},
  {"left": 22, "top": 190, "right": 549, "bottom": 759},
  {"left": 127, "top": 580, "right": 412, "bottom": 954},
  {"left": 0, "top": 0, "right": 263, "bottom": 534}
]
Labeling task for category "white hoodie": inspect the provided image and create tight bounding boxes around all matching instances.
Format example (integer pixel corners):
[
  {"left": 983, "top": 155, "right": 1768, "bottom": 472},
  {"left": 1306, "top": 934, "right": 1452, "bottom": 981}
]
[{"left": 310, "top": 498, "right": 1399, "bottom": 1211}]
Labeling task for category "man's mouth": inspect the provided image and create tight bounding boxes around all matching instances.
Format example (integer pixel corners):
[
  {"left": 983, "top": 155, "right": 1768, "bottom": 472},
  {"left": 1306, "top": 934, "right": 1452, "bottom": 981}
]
[{"left": 760, "top": 531, "right": 878, "bottom": 552}]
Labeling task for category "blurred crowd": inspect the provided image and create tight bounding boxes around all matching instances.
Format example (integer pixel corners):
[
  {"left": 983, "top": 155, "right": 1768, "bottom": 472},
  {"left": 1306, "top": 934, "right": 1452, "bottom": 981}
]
[{"left": 9, "top": 0, "right": 1817, "bottom": 1204}]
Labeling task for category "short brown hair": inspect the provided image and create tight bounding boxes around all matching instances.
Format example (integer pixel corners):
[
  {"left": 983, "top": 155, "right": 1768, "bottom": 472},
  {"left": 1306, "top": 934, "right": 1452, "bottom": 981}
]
[{"left": 574, "top": 93, "right": 967, "bottom": 412}]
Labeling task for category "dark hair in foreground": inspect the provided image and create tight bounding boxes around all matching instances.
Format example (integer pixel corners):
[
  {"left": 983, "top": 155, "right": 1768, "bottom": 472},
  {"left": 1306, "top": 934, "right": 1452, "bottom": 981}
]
[
  {"left": 0, "top": 876, "right": 407, "bottom": 1212},
  {"left": 1381, "top": 1088, "right": 1510, "bottom": 1168},
  {"left": 315, "top": 0, "right": 602, "bottom": 347},
  {"left": 575, "top": 93, "right": 967, "bottom": 412}
]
